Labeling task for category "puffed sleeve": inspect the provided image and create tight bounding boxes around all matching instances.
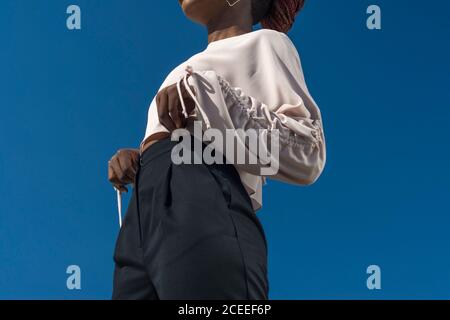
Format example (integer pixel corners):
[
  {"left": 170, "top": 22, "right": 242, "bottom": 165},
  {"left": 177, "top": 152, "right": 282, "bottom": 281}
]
[{"left": 178, "top": 36, "right": 326, "bottom": 185}]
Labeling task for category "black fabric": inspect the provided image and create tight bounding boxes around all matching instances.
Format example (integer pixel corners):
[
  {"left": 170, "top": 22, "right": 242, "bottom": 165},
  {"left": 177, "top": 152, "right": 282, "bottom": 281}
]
[{"left": 112, "top": 137, "right": 269, "bottom": 300}]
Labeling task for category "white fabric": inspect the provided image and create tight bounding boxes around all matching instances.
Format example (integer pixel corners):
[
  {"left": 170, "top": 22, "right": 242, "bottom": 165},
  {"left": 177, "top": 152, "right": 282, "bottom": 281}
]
[{"left": 140, "top": 29, "right": 326, "bottom": 211}]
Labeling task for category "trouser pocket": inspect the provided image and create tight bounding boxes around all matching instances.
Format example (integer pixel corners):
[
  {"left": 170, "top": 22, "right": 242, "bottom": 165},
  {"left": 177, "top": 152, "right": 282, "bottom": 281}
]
[{"left": 206, "top": 164, "right": 232, "bottom": 208}]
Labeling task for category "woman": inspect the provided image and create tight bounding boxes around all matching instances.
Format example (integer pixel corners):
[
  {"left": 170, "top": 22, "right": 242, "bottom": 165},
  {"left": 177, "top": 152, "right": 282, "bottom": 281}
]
[{"left": 108, "top": 0, "right": 325, "bottom": 299}]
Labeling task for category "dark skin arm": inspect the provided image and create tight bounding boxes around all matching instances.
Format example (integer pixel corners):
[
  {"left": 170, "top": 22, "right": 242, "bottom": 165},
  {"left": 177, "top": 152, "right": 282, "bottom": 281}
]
[
  {"left": 108, "top": 0, "right": 254, "bottom": 193},
  {"left": 108, "top": 79, "right": 195, "bottom": 192}
]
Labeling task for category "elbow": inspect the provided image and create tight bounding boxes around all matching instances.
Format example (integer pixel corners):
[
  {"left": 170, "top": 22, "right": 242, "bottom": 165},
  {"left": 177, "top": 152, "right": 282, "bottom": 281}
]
[
  {"left": 306, "top": 143, "right": 327, "bottom": 185},
  {"left": 291, "top": 143, "right": 326, "bottom": 186},
  {"left": 304, "top": 135, "right": 327, "bottom": 185},
  {"left": 302, "top": 159, "right": 325, "bottom": 185}
]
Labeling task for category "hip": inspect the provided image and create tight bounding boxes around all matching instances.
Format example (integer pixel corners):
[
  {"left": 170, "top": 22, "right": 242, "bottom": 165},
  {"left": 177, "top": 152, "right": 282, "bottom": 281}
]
[{"left": 135, "top": 137, "right": 267, "bottom": 251}]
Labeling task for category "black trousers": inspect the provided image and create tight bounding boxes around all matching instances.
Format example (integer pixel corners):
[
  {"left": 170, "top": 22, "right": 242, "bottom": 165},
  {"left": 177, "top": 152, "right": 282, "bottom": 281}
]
[{"left": 112, "top": 138, "right": 269, "bottom": 299}]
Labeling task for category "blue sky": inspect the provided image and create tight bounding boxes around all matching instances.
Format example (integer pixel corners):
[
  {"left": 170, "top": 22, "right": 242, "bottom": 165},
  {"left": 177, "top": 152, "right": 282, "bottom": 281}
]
[{"left": 0, "top": 0, "right": 449, "bottom": 299}]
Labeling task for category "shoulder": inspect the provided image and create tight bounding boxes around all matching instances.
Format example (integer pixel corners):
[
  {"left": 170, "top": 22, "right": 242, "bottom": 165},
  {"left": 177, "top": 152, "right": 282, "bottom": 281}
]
[
  {"left": 251, "top": 29, "right": 300, "bottom": 60},
  {"left": 159, "top": 50, "right": 209, "bottom": 89},
  {"left": 252, "top": 28, "right": 291, "bottom": 43}
]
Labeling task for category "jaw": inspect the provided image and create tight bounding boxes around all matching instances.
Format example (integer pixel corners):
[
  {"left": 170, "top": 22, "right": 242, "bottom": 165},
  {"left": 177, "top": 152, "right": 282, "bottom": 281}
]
[{"left": 179, "top": 0, "right": 226, "bottom": 24}]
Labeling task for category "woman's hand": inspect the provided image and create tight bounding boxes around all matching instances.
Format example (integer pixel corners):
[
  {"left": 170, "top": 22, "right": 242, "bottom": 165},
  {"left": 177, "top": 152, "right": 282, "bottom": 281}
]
[
  {"left": 156, "top": 78, "right": 196, "bottom": 132},
  {"left": 108, "top": 149, "right": 140, "bottom": 193},
  {"left": 107, "top": 78, "right": 195, "bottom": 191}
]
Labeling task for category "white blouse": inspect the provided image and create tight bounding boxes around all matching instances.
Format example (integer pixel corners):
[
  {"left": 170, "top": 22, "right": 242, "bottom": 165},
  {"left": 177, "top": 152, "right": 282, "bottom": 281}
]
[{"left": 140, "top": 29, "right": 326, "bottom": 211}]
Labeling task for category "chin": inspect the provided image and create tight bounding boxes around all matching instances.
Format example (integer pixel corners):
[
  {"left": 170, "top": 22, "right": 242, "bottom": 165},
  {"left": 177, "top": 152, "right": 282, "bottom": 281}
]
[
  {"left": 179, "top": 0, "right": 221, "bottom": 25},
  {"left": 179, "top": 0, "right": 202, "bottom": 11}
]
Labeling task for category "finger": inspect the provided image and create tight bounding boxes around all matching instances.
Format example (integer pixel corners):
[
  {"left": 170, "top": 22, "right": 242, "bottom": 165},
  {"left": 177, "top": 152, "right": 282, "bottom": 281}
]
[
  {"left": 115, "top": 150, "right": 134, "bottom": 185},
  {"left": 157, "top": 90, "right": 177, "bottom": 132},
  {"left": 108, "top": 160, "right": 116, "bottom": 182},
  {"left": 130, "top": 150, "right": 140, "bottom": 165},
  {"left": 126, "top": 151, "right": 139, "bottom": 180},
  {"left": 168, "top": 89, "right": 184, "bottom": 129},
  {"left": 110, "top": 165, "right": 129, "bottom": 193},
  {"left": 108, "top": 157, "right": 125, "bottom": 185},
  {"left": 116, "top": 154, "right": 135, "bottom": 184}
]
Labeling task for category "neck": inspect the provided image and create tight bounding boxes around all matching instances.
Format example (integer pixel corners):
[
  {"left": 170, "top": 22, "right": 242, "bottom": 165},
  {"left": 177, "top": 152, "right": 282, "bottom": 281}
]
[
  {"left": 208, "top": 25, "right": 252, "bottom": 44},
  {"left": 206, "top": 4, "right": 253, "bottom": 44}
]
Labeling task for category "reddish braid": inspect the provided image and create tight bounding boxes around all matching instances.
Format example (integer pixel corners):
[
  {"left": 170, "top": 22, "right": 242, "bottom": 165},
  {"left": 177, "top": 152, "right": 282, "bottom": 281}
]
[{"left": 261, "top": 0, "right": 305, "bottom": 33}]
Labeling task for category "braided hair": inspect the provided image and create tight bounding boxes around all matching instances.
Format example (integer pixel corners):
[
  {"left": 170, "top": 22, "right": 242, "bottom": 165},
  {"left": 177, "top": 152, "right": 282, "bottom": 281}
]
[{"left": 256, "top": 0, "right": 306, "bottom": 33}]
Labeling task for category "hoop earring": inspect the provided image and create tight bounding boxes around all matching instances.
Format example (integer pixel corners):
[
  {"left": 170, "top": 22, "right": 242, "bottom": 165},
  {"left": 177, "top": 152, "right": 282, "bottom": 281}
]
[{"left": 226, "top": 0, "right": 241, "bottom": 7}]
